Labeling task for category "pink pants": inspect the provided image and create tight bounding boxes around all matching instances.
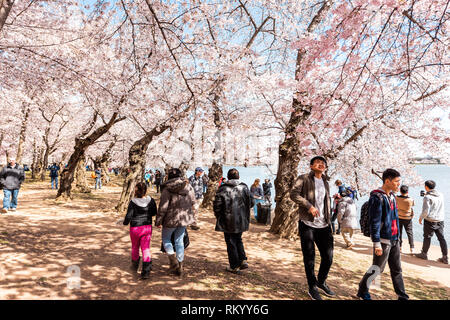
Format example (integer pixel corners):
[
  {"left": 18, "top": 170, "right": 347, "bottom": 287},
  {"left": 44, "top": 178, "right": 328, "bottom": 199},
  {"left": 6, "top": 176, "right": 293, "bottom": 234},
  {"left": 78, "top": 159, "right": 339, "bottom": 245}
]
[{"left": 130, "top": 225, "right": 152, "bottom": 262}]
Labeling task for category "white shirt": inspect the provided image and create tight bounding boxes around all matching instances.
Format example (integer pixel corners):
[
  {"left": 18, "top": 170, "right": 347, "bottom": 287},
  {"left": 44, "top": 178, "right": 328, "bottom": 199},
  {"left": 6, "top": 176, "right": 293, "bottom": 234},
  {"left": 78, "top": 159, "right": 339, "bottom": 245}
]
[{"left": 303, "top": 177, "right": 328, "bottom": 229}]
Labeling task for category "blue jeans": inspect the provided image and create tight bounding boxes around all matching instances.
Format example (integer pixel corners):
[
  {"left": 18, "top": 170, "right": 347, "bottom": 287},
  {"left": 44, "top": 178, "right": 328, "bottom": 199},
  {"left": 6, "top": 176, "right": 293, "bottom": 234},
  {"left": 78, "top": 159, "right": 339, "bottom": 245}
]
[
  {"left": 95, "top": 177, "right": 102, "bottom": 189},
  {"left": 253, "top": 198, "right": 265, "bottom": 218},
  {"left": 3, "top": 189, "right": 19, "bottom": 210},
  {"left": 162, "top": 227, "right": 186, "bottom": 262},
  {"left": 51, "top": 176, "right": 58, "bottom": 189}
]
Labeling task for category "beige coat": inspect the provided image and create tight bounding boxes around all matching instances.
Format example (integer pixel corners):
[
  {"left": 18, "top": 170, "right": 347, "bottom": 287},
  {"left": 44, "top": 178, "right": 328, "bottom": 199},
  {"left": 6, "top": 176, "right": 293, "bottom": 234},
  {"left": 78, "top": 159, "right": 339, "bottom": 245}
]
[
  {"left": 395, "top": 195, "right": 414, "bottom": 220},
  {"left": 290, "top": 171, "right": 331, "bottom": 224},
  {"left": 155, "top": 178, "right": 196, "bottom": 227}
]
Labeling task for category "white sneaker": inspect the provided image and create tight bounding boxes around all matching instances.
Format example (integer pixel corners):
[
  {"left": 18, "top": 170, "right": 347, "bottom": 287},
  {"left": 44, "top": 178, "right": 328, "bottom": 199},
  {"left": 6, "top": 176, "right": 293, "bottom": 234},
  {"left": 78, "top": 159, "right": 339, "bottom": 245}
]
[{"left": 10, "top": 208, "right": 16, "bottom": 212}]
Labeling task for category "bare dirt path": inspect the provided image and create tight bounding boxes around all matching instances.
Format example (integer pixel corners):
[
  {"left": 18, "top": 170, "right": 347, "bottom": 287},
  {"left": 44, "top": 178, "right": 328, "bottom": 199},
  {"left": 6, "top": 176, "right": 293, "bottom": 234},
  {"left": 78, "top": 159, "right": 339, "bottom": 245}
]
[{"left": 0, "top": 180, "right": 448, "bottom": 300}]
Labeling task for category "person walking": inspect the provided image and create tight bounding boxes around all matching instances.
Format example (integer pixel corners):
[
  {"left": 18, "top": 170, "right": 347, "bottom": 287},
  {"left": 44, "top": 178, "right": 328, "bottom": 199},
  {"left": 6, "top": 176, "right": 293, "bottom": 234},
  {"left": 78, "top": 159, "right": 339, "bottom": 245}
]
[
  {"left": 337, "top": 190, "right": 358, "bottom": 249},
  {"left": 1, "top": 157, "right": 25, "bottom": 213},
  {"left": 415, "top": 180, "right": 448, "bottom": 264},
  {"left": 144, "top": 170, "right": 151, "bottom": 187},
  {"left": 202, "top": 173, "right": 209, "bottom": 195},
  {"left": 357, "top": 169, "right": 409, "bottom": 301},
  {"left": 49, "top": 162, "right": 60, "bottom": 190},
  {"left": 213, "top": 168, "right": 254, "bottom": 274},
  {"left": 290, "top": 156, "right": 335, "bottom": 300},
  {"left": 395, "top": 185, "right": 415, "bottom": 254},
  {"left": 250, "top": 179, "right": 265, "bottom": 220},
  {"left": 188, "top": 167, "right": 204, "bottom": 230},
  {"left": 154, "top": 170, "right": 162, "bottom": 193},
  {"left": 262, "top": 179, "right": 273, "bottom": 203},
  {"left": 94, "top": 167, "right": 102, "bottom": 190},
  {"left": 122, "top": 182, "right": 157, "bottom": 279},
  {"left": 156, "top": 168, "right": 196, "bottom": 276},
  {"left": 331, "top": 194, "right": 341, "bottom": 235}
]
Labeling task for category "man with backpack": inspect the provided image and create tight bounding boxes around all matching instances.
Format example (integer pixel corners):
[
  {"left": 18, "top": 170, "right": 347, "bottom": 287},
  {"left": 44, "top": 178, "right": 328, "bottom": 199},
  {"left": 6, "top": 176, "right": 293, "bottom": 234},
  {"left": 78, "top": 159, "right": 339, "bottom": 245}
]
[
  {"left": 357, "top": 169, "right": 409, "bottom": 300},
  {"left": 49, "top": 163, "right": 60, "bottom": 189},
  {"left": 290, "top": 156, "right": 335, "bottom": 300}
]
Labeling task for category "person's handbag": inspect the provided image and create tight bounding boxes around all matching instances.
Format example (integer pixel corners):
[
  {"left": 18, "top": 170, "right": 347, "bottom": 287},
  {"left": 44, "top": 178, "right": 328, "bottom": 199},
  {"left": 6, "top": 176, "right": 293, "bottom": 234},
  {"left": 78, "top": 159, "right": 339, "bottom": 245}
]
[
  {"left": 160, "top": 229, "right": 190, "bottom": 253},
  {"left": 91, "top": 172, "right": 96, "bottom": 179}
]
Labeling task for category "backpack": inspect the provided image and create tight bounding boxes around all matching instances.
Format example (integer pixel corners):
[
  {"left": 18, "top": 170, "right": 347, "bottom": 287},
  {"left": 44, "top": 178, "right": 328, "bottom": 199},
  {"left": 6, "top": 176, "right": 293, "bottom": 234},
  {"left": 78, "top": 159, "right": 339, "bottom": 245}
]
[
  {"left": 359, "top": 192, "right": 385, "bottom": 237},
  {"left": 346, "top": 187, "right": 358, "bottom": 200},
  {"left": 91, "top": 172, "right": 96, "bottom": 179},
  {"left": 359, "top": 201, "right": 371, "bottom": 237}
]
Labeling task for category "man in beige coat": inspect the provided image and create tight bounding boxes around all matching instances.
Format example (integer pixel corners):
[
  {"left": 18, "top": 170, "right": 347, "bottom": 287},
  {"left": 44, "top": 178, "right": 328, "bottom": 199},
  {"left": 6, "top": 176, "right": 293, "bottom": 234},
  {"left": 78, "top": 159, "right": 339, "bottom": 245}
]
[{"left": 290, "top": 156, "right": 335, "bottom": 300}]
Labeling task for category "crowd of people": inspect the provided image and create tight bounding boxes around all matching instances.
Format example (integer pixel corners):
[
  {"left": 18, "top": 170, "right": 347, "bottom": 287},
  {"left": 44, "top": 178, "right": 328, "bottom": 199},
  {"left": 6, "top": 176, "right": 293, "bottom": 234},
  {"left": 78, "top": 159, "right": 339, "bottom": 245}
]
[
  {"left": 0, "top": 154, "right": 448, "bottom": 300},
  {"left": 118, "top": 156, "right": 447, "bottom": 301}
]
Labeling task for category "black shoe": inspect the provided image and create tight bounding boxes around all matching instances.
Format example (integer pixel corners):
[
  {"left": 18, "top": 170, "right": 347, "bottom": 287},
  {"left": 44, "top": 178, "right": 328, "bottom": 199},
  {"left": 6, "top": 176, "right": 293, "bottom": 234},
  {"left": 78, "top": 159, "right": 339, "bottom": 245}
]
[
  {"left": 438, "top": 256, "right": 448, "bottom": 264},
  {"left": 141, "top": 261, "right": 152, "bottom": 280},
  {"left": 415, "top": 252, "right": 428, "bottom": 260},
  {"left": 190, "top": 225, "right": 200, "bottom": 230},
  {"left": 308, "top": 286, "right": 322, "bottom": 300},
  {"left": 317, "top": 282, "right": 336, "bottom": 297},
  {"left": 225, "top": 266, "right": 242, "bottom": 275},
  {"left": 131, "top": 257, "right": 140, "bottom": 272},
  {"left": 357, "top": 291, "right": 372, "bottom": 300},
  {"left": 239, "top": 260, "right": 249, "bottom": 270}
]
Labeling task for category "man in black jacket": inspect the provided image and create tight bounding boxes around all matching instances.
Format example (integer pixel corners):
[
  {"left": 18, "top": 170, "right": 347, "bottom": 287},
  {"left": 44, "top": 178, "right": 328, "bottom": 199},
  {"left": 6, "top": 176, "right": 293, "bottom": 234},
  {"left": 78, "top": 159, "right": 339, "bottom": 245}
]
[
  {"left": 213, "top": 168, "right": 254, "bottom": 274},
  {"left": 262, "top": 179, "right": 273, "bottom": 203}
]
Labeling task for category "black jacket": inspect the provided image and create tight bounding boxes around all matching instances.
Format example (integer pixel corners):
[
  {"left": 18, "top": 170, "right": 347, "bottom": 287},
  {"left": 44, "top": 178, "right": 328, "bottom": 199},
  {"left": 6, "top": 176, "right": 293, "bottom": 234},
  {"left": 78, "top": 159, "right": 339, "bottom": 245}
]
[
  {"left": 213, "top": 179, "right": 254, "bottom": 233},
  {"left": 123, "top": 197, "right": 157, "bottom": 227},
  {"left": 262, "top": 182, "right": 273, "bottom": 196}
]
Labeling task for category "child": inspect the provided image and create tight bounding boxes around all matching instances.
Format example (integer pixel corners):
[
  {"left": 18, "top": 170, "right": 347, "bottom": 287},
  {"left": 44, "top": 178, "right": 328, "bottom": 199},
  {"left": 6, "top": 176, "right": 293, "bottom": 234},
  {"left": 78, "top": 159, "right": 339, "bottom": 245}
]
[
  {"left": 123, "top": 182, "right": 157, "bottom": 279},
  {"left": 337, "top": 190, "right": 358, "bottom": 249}
]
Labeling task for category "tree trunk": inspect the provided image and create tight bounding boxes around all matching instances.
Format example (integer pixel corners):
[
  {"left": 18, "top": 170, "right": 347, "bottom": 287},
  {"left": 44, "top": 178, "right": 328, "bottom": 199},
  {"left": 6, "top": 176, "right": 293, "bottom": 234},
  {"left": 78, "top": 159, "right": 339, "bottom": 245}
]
[
  {"left": 92, "top": 137, "right": 117, "bottom": 185},
  {"left": 31, "top": 140, "right": 38, "bottom": 180},
  {"left": 200, "top": 103, "right": 224, "bottom": 209},
  {"left": 40, "top": 146, "right": 50, "bottom": 181},
  {"left": 101, "top": 162, "right": 110, "bottom": 184},
  {"left": 116, "top": 125, "right": 169, "bottom": 213},
  {"left": 0, "top": 0, "right": 14, "bottom": 33},
  {"left": 201, "top": 162, "right": 222, "bottom": 209},
  {"left": 32, "top": 146, "right": 44, "bottom": 180},
  {"left": 268, "top": 1, "right": 333, "bottom": 239},
  {"left": 57, "top": 111, "right": 124, "bottom": 199},
  {"left": 74, "top": 158, "right": 91, "bottom": 193},
  {"left": 16, "top": 104, "right": 30, "bottom": 165},
  {"left": 179, "top": 160, "right": 189, "bottom": 178},
  {"left": 269, "top": 110, "right": 305, "bottom": 239}
]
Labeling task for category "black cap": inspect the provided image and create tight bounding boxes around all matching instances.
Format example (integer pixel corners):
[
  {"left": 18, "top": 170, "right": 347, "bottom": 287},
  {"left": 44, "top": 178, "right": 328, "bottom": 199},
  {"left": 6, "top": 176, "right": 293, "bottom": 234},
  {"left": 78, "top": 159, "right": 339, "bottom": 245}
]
[{"left": 310, "top": 156, "right": 327, "bottom": 166}]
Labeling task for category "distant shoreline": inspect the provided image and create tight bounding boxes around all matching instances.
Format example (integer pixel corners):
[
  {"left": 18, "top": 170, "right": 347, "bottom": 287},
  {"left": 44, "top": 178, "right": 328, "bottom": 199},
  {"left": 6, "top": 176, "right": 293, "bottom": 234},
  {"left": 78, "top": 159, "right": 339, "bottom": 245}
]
[{"left": 410, "top": 163, "right": 447, "bottom": 165}]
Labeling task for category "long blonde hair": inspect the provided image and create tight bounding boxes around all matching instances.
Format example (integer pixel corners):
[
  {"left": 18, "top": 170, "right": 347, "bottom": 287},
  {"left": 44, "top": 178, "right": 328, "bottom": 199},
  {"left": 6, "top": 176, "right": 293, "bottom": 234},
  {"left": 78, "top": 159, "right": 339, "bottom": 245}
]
[{"left": 251, "top": 179, "right": 260, "bottom": 189}]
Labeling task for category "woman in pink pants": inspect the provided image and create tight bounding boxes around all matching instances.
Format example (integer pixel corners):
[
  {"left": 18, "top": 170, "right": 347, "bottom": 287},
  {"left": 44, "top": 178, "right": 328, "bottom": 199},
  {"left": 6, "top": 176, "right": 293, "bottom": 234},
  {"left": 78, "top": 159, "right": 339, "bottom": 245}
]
[{"left": 123, "top": 182, "right": 157, "bottom": 279}]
